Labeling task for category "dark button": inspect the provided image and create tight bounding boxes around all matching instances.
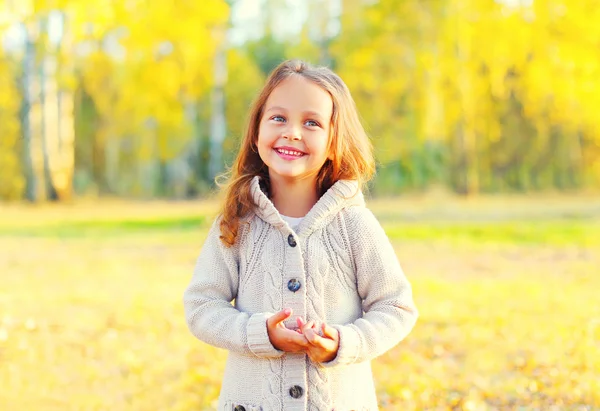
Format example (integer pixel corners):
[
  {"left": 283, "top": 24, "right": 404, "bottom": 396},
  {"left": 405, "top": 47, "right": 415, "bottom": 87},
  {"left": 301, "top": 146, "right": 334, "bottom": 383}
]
[
  {"left": 233, "top": 406, "right": 246, "bottom": 411},
  {"left": 287, "top": 278, "right": 301, "bottom": 292},
  {"left": 287, "top": 234, "right": 297, "bottom": 247},
  {"left": 289, "top": 385, "right": 303, "bottom": 399}
]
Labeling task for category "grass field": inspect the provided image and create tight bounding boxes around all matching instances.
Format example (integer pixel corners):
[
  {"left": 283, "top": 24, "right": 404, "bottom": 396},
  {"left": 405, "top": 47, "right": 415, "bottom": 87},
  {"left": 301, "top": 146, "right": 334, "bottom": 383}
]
[{"left": 1, "top": 194, "right": 599, "bottom": 410}]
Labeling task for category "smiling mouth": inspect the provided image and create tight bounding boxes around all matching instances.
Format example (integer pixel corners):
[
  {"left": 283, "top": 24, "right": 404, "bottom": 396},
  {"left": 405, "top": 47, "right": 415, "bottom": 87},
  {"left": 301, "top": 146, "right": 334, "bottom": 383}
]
[{"left": 274, "top": 147, "right": 306, "bottom": 157}]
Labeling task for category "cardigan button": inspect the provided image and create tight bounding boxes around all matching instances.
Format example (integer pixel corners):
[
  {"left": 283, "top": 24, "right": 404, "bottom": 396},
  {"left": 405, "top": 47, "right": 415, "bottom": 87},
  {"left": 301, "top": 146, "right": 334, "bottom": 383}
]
[
  {"left": 233, "top": 406, "right": 246, "bottom": 411},
  {"left": 289, "top": 385, "right": 303, "bottom": 399},
  {"left": 287, "top": 234, "right": 297, "bottom": 247},
  {"left": 287, "top": 278, "right": 301, "bottom": 292}
]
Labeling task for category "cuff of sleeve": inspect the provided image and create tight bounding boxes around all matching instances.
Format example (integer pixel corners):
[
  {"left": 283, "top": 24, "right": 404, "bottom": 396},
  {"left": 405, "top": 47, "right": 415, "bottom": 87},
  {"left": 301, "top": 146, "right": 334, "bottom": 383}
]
[
  {"left": 247, "top": 312, "right": 285, "bottom": 358},
  {"left": 320, "top": 324, "right": 361, "bottom": 368}
]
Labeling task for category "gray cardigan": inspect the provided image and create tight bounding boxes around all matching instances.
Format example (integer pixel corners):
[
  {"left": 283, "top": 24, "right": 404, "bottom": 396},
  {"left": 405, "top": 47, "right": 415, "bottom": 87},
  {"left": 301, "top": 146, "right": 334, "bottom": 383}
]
[{"left": 183, "top": 176, "right": 418, "bottom": 411}]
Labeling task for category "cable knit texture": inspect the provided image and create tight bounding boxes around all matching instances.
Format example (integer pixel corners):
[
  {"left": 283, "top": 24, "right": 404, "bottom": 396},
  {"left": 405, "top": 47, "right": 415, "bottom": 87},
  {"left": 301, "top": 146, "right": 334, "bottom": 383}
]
[{"left": 183, "top": 176, "right": 418, "bottom": 411}]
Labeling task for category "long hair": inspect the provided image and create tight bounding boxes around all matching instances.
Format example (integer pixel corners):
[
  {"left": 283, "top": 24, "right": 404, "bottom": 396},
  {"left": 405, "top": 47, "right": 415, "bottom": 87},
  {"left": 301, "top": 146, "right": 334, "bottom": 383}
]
[{"left": 217, "top": 59, "right": 375, "bottom": 247}]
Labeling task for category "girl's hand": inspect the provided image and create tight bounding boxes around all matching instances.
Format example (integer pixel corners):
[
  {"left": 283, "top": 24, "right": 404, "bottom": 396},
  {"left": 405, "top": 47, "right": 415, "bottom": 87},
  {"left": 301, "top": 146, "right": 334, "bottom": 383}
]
[
  {"left": 267, "top": 309, "right": 309, "bottom": 353},
  {"left": 297, "top": 317, "right": 340, "bottom": 363}
]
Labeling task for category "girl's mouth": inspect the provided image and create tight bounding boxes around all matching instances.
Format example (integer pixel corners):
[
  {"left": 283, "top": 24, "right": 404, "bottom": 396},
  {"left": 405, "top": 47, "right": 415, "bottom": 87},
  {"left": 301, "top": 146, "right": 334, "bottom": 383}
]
[{"left": 274, "top": 147, "right": 306, "bottom": 160}]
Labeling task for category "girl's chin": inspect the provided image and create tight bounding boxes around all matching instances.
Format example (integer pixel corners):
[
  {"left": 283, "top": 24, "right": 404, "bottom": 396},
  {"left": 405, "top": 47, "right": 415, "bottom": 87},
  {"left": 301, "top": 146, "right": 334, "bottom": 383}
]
[{"left": 267, "top": 170, "right": 317, "bottom": 182}]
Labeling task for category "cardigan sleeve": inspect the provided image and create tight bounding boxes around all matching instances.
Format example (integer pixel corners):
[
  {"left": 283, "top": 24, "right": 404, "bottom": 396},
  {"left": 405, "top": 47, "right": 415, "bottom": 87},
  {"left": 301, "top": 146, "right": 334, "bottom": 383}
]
[
  {"left": 322, "top": 207, "right": 418, "bottom": 367},
  {"left": 183, "top": 218, "right": 284, "bottom": 358}
]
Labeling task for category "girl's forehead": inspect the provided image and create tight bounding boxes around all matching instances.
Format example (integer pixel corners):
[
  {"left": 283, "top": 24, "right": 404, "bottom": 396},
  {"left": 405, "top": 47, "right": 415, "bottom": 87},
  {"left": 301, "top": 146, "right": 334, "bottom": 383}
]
[{"left": 265, "top": 75, "right": 333, "bottom": 115}]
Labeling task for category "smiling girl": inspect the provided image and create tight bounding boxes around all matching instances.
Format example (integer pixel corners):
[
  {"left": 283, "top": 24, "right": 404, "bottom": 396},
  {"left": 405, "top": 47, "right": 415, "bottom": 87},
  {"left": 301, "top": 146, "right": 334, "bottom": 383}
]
[{"left": 183, "top": 59, "right": 418, "bottom": 411}]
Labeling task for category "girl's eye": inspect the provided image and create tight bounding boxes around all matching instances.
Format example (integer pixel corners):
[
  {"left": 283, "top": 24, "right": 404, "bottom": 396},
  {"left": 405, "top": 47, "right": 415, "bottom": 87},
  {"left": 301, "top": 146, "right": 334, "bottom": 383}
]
[
  {"left": 271, "top": 115, "right": 285, "bottom": 123},
  {"left": 305, "top": 120, "right": 319, "bottom": 127}
]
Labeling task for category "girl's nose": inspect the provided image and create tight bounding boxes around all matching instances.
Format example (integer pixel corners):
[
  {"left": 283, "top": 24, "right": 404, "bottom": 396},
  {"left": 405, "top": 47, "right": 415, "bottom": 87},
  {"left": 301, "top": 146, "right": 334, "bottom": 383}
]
[
  {"left": 283, "top": 125, "right": 301, "bottom": 141},
  {"left": 283, "top": 131, "right": 301, "bottom": 141}
]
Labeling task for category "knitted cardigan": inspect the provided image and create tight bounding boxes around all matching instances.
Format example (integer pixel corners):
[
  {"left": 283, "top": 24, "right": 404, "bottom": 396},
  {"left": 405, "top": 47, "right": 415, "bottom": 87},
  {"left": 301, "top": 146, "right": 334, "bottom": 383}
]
[{"left": 183, "top": 176, "right": 418, "bottom": 411}]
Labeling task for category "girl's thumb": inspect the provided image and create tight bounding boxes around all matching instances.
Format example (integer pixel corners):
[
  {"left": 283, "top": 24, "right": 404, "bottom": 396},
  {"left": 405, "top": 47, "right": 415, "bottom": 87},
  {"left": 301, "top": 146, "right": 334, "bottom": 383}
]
[{"left": 271, "top": 308, "right": 292, "bottom": 325}]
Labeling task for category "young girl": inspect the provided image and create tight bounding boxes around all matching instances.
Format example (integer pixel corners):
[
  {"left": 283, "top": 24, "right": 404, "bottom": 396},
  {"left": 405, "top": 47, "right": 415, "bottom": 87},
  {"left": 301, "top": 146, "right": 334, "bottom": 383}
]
[{"left": 183, "top": 59, "right": 418, "bottom": 411}]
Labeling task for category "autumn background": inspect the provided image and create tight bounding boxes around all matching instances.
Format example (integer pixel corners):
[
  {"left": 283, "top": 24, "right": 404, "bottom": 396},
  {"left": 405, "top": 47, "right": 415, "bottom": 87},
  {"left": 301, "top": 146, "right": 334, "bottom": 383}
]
[{"left": 0, "top": 0, "right": 599, "bottom": 410}]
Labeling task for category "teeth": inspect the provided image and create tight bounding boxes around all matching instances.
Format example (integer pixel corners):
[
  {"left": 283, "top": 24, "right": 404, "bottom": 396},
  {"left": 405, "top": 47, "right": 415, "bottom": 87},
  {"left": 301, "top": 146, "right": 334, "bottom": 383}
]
[{"left": 277, "top": 148, "right": 303, "bottom": 156}]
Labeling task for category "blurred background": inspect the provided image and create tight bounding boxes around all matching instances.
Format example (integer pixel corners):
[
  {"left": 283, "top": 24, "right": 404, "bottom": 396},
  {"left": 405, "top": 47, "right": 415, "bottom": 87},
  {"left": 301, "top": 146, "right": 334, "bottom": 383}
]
[
  {"left": 1, "top": 1, "right": 599, "bottom": 410},
  {"left": 1, "top": 0, "right": 599, "bottom": 201}
]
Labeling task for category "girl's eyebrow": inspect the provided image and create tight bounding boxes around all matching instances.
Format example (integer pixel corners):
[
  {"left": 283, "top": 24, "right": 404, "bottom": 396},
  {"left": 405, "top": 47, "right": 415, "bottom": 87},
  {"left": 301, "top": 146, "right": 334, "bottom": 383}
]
[
  {"left": 265, "top": 106, "right": 324, "bottom": 120},
  {"left": 303, "top": 110, "right": 325, "bottom": 121},
  {"left": 265, "top": 106, "right": 288, "bottom": 113}
]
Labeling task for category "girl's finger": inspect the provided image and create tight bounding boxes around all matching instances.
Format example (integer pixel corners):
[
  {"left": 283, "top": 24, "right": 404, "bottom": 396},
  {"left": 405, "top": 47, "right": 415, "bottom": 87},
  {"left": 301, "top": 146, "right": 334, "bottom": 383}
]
[
  {"left": 322, "top": 323, "right": 338, "bottom": 340},
  {"left": 268, "top": 309, "right": 292, "bottom": 328},
  {"left": 306, "top": 330, "right": 326, "bottom": 347},
  {"left": 313, "top": 335, "right": 324, "bottom": 346},
  {"left": 284, "top": 328, "right": 309, "bottom": 347},
  {"left": 301, "top": 320, "right": 315, "bottom": 333}
]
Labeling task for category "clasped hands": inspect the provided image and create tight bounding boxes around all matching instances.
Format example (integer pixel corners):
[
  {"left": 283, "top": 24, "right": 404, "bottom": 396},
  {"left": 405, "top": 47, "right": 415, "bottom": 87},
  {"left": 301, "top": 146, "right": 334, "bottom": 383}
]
[{"left": 266, "top": 308, "right": 339, "bottom": 363}]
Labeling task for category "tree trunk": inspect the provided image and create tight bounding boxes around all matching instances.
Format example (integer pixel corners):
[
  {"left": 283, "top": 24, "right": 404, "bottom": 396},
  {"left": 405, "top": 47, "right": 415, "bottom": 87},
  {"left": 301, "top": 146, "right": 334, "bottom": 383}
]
[
  {"left": 39, "top": 16, "right": 59, "bottom": 201},
  {"left": 209, "top": 45, "right": 227, "bottom": 183},
  {"left": 20, "top": 31, "right": 37, "bottom": 202},
  {"left": 455, "top": 2, "right": 479, "bottom": 195},
  {"left": 104, "top": 133, "right": 120, "bottom": 194},
  {"left": 52, "top": 11, "right": 75, "bottom": 201}
]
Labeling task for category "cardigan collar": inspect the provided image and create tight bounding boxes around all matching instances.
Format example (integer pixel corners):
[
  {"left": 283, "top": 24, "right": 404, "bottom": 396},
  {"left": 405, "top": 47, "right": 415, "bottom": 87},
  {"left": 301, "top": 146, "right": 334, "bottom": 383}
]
[{"left": 250, "top": 175, "right": 365, "bottom": 235}]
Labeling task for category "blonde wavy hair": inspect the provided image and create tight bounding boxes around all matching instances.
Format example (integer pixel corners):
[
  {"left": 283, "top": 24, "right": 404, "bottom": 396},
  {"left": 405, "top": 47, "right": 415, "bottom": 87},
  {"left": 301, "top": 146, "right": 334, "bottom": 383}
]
[{"left": 217, "top": 59, "right": 375, "bottom": 247}]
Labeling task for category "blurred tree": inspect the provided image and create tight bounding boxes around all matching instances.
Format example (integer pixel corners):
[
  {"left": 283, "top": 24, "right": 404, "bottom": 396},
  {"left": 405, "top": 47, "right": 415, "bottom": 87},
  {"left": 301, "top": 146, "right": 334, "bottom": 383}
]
[
  {"left": 19, "top": 25, "right": 40, "bottom": 201},
  {"left": 0, "top": 49, "right": 24, "bottom": 200},
  {"left": 333, "top": 0, "right": 427, "bottom": 191},
  {"left": 245, "top": 32, "right": 286, "bottom": 76},
  {"left": 2, "top": 1, "right": 77, "bottom": 201},
  {"left": 334, "top": 0, "right": 600, "bottom": 194},
  {"left": 223, "top": 48, "right": 264, "bottom": 166},
  {"left": 208, "top": 0, "right": 234, "bottom": 185},
  {"left": 285, "top": 0, "right": 339, "bottom": 67},
  {"left": 66, "top": 0, "right": 229, "bottom": 196}
]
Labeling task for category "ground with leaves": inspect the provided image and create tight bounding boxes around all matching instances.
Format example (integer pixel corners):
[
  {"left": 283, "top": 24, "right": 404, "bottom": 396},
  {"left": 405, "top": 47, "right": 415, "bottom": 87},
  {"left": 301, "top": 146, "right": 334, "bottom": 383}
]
[{"left": 1, "top": 195, "right": 599, "bottom": 410}]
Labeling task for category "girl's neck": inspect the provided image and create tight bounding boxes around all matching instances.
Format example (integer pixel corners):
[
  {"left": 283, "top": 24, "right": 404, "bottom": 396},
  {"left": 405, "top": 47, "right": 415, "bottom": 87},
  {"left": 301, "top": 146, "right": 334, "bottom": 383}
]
[{"left": 269, "top": 176, "right": 318, "bottom": 218}]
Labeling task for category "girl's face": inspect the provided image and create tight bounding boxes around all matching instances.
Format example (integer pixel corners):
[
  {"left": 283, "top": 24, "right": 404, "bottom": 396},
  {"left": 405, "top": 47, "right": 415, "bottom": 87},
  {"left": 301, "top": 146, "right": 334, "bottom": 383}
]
[{"left": 257, "top": 75, "right": 333, "bottom": 186}]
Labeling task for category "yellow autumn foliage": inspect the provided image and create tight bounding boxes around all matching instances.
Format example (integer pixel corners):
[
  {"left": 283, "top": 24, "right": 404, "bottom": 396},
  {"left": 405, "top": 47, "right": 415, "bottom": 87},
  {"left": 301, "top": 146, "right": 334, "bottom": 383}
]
[
  {"left": 0, "top": 50, "right": 24, "bottom": 200},
  {"left": 0, "top": 0, "right": 599, "bottom": 200}
]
